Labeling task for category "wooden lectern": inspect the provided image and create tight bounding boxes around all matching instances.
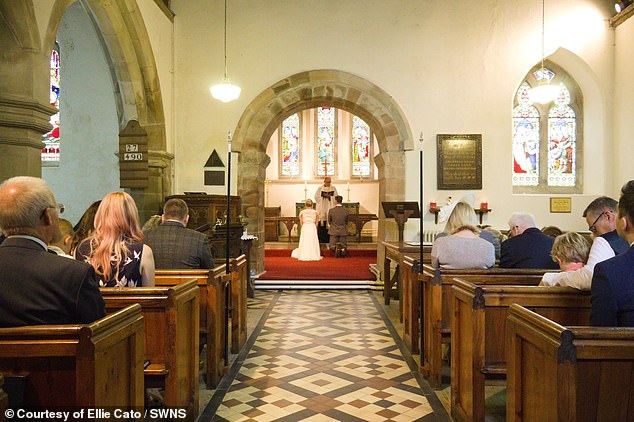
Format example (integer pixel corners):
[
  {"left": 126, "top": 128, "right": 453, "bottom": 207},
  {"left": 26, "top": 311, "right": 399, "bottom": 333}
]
[{"left": 381, "top": 202, "right": 421, "bottom": 244}]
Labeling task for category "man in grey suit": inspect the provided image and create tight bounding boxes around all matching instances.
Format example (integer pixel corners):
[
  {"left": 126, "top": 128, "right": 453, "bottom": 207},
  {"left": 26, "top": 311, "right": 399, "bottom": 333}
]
[
  {"left": 0, "top": 176, "right": 105, "bottom": 327},
  {"left": 145, "top": 198, "right": 214, "bottom": 269},
  {"left": 328, "top": 195, "right": 349, "bottom": 255}
]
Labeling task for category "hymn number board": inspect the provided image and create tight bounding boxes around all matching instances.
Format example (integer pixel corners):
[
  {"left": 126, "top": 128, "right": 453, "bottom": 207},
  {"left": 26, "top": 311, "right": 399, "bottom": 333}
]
[
  {"left": 436, "top": 134, "right": 482, "bottom": 190},
  {"left": 119, "top": 120, "right": 149, "bottom": 188}
]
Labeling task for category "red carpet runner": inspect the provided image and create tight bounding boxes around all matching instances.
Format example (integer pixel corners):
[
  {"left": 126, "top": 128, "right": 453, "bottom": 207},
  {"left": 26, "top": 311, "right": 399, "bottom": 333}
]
[{"left": 260, "top": 249, "right": 377, "bottom": 280}]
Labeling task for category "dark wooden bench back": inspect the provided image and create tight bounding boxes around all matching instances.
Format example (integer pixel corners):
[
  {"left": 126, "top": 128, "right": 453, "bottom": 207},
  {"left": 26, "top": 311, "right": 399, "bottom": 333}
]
[
  {"left": 101, "top": 281, "right": 199, "bottom": 420},
  {"left": 417, "top": 264, "right": 554, "bottom": 388},
  {"left": 450, "top": 279, "right": 591, "bottom": 422},
  {"left": 0, "top": 305, "right": 144, "bottom": 408},
  {"left": 230, "top": 255, "right": 248, "bottom": 353},
  {"left": 507, "top": 304, "right": 634, "bottom": 422}
]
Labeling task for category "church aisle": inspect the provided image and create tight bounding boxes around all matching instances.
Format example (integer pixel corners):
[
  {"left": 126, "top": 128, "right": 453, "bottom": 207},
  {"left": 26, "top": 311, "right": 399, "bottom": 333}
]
[{"left": 208, "top": 290, "right": 448, "bottom": 421}]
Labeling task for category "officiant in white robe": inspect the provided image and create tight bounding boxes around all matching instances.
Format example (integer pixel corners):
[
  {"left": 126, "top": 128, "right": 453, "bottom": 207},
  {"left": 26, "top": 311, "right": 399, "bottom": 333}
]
[{"left": 314, "top": 176, "right": 338, "bottom": 243}]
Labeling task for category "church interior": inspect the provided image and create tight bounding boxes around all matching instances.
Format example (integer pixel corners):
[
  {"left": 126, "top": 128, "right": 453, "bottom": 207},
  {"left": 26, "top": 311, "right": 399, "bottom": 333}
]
[{"left": 1, "top": 0, "right": 634, "bottom": 420}]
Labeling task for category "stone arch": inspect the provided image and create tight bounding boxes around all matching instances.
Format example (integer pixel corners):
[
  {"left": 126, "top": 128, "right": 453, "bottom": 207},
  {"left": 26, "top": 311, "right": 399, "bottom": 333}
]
[{"left": 233, "top": 69, "right": 413, "bottom": 273}]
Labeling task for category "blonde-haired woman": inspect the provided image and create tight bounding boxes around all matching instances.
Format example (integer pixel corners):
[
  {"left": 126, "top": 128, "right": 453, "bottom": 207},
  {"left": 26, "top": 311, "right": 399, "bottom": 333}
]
[
  {"left": 551, "top": 232, "right": 591, "bottom": 272},
  {"left": 74, "top": 192, "right": 155, "bottom": 287},
  {"left": 431, "top": 202, "right": 495, "bottom": 269}
]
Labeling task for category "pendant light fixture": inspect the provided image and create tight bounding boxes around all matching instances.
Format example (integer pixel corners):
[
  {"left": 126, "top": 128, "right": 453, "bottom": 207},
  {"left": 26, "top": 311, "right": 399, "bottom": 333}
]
[
  {"left": 210, "top": 0, "right": 241, "bottom": 103},
  {"left": 528, "top": 0, "right": 559, "bottom": 104}
]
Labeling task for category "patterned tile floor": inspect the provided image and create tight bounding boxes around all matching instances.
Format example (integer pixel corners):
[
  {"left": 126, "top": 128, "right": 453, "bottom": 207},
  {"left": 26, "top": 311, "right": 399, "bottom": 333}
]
[{"left": 202, "top": 290, "right": 449, "bottom": 421}]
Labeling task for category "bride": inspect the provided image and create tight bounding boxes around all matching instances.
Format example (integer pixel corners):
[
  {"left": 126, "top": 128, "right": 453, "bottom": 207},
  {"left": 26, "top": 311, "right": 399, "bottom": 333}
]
[{"left": 291, "top": 199, "right": 322, "bottom": 261}]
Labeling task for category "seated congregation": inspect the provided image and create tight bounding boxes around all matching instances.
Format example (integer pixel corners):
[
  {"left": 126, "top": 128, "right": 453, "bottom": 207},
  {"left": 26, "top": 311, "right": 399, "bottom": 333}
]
[
  {"left": 403, "top": 179, "right": 634, "bottom": 420},
  {"left": 0, "top": 176, "right": 248, "bottom": 419},
  {"left": 1, "top": 175, "right": 634, "bottom": 420}
]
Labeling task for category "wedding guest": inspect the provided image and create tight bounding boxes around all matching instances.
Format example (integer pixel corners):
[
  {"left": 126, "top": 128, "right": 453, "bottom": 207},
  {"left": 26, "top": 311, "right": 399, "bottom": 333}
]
[
  {"left": 500, "top": 212, "right": 559, "bottom": 269},
  {"left": 70, "top": 200, "right": 101, "bottom": 254},
  {"left": 591, "top": 181, "right": 634, "bottom": 326},
  {"left": 541, "top": 225, "right": 564, "bottom": 238},
  {"left": 550, "top": 232, "right": 591, "bottom": 272},
  {"left": 431, "top": 202, "right": 495, "bottom": 269},
  {"left": 75, "top": 192, "right": 155, "bottom": 287},
  {"left": 48, "top": 218, "right": 74, "bottom": 258},
  {"left": 142, "top": 214, "right": 162, "bottom": 233},
  {"left": 541, "top": 196, "right": 629, "bottom": 289},
  {"left": 145, "top": 199, "right": 214, "bottom": 269},
  {"left": 0, "top": 176, "right": 105, "bottom": 327}
]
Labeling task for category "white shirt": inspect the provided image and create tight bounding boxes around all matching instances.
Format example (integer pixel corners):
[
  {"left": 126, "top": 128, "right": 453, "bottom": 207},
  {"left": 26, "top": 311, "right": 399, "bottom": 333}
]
[{"left": 541, "top": 236, "right": 615, "bottom": 290}]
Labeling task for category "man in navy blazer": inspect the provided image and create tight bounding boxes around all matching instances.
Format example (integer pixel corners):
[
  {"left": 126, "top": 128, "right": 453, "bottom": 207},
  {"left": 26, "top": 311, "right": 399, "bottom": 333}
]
[
  {"left": 145, "top": 198, "right": 214, "bottom": 269},
  {"left": 0, "top": 176, "right": 105, "bottom": 327},
  {"left": 591, "top": 180, "right": 634, "bottom": 326},
  {"left": 500, "top": 212, "right": 559, "bottom": 269}
]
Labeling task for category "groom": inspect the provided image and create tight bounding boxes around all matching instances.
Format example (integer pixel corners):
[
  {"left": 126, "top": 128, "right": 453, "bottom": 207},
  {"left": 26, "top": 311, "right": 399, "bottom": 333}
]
[{"left": 328, "top": 196, "right": 349, "bottom": 256}]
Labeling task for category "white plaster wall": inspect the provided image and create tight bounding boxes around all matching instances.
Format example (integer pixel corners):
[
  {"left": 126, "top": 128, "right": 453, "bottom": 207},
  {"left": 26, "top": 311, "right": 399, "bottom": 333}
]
[
  {"left": 613, "top": 17, "right": 634, "bottom": 193},
  {"left": 137, "top": 0, "right": 174, "bottom": 154},
  {"left": 42, "top": 2, "right": 119, "bottom": 225},
  {"left": 171, "top": 0, "right": 616, "bottom": 234}
]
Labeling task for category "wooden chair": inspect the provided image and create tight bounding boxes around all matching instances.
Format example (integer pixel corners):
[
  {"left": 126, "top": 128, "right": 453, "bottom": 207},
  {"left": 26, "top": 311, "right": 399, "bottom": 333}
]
[
  {"left": 0, "top": 305, "right": 144, "bottom": 409},
  {"left": 417, "top": 264, "right": 553, "bottom": 388},
  {"left": 154, "top": 266, "right": 231, "bottom": 389},
  {"left": 101, "top": 281, "right": 199, "bottom": 421},
  {"left": 451, "top": 279, "right": 591, "bottom": 422},
  {"left": 507, "top": 304, "right": 634, "bottom": 422}
]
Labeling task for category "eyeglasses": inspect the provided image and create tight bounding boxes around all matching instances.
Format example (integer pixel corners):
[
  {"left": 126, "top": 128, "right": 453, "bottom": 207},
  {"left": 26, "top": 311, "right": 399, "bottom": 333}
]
[
  {"left": 588, "top": 211, "right": 605, "bottom": 233},
  {"left": 41, "top": 203, "right": 64, "bottom": 218}
]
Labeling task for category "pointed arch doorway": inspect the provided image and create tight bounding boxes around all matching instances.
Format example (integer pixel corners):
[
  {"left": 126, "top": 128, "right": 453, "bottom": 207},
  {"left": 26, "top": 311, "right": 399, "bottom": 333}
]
[{"left": 233, "top": 70, "right": 413, "bottom": 274}]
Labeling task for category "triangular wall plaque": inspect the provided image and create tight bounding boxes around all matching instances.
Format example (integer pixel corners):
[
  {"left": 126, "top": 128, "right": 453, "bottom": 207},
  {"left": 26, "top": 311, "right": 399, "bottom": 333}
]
[{"left": 204, "top": 150, "right": 225, "bottom": 167}]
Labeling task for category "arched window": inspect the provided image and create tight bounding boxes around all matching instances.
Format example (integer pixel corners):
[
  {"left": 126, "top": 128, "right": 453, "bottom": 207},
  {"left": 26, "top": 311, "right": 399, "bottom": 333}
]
[
  {"left": 280, "top": 113, "right": 300, "bottom": 177},
  {"left": 316, "top": 106, "right": 336, "bottom": 176},
  {"left": 351, "top": 115, "right": 372, "bottom": 177},
  {"left": 42, "top": 43, "right": 61, "bottom": 164},
  {"left": 512, "top": 62, "right": 583, "bottom": 194}
]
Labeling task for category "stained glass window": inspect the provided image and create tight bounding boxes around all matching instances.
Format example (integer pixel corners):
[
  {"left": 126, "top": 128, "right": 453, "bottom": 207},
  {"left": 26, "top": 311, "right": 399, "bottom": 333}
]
[
  {"left": 280, "top": 113, "right": 300, "bottom": 177},
  {"left": 351, "top": 115, "right": 371, "bottom": 177},
  {"left": 547, "top": 85, "right": 575, "bottom": 187},
  {"left": 316, "top": 106, "right": 336, "bottom": 176},
  {"left": 42, "top": 45, "right": 60, "bottom": 162},
  {"left": 512, "top": 64, "right": 581, "bottom": 193},
  {"left": 512, "top": 82, "right": 540, "bottom": 186}
]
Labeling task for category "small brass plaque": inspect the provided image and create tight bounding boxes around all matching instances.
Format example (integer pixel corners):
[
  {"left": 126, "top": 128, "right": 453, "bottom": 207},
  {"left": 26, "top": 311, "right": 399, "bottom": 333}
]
[{"left": 550, "top": 197, "right": 572, "bottom": 213}]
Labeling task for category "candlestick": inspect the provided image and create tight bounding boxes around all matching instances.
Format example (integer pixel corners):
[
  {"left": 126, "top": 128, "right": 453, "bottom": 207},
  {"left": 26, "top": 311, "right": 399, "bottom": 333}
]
[
  {"left": 304, "top": 180, "right": 308, "bottom": 200},
  {"left": 346, "top": 182, "right": 350, "bottom": 202}
]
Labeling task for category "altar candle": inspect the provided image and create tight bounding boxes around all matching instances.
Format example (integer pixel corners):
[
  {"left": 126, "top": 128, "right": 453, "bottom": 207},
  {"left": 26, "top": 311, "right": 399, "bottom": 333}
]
[
  {"left": 347, "top": 181, "right": 350, "bottom": 190},
  {"left": 430, "top": 200, "right": 437, "bottom": 209},
  {"left": 480, "top": 201, "right": 488, "bottom": 210}
]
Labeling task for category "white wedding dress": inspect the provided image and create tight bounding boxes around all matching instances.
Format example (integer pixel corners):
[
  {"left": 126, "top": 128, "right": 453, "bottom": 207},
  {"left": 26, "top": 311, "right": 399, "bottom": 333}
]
[{"left": 291, "top": 209, "right": 322, "bottom": 261}]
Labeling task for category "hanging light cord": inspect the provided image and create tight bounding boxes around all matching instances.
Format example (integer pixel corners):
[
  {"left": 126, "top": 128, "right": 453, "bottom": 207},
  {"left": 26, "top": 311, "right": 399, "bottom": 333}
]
[
  {"left": 223, "top": 0, "right": 228, "bottom": 79},
  {"left": 540, "top": 0, "right": 546, "bottom": 79}
]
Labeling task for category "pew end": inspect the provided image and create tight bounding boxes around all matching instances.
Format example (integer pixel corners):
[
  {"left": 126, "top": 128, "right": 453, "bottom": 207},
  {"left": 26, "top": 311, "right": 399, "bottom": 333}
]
[
  {"left": 0, "top": 304, "right": 145, "bottom": 409},
  {"left": 507, "top": 304, "right": 634, "bottom": 422},
  {"left": 101, "top": 280, "right": 199, "bottom": 421}
]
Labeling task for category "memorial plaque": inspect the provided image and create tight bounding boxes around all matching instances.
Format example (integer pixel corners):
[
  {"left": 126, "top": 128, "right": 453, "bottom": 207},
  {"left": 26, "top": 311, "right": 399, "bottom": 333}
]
[
  {"left": 550, "top": 197, "right": 572, "bottom": 213},
  {"left": 436, "top": 134, "right": 482, "bottom": 190}
]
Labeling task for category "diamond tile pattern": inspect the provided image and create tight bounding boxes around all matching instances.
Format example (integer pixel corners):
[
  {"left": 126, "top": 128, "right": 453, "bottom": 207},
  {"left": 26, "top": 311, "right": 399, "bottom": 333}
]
[{"left": 213, "top": 290, "right": 433, "bottom": 421}]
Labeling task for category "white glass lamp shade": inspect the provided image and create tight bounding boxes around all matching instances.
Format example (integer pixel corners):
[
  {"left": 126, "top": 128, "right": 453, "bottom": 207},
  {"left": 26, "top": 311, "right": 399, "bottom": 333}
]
[
  {"left": 528, "top": 83, "right": 559, "bottom": 104},
  {"left": 210, "top": 79, "right": 241, "bottom": 103}
]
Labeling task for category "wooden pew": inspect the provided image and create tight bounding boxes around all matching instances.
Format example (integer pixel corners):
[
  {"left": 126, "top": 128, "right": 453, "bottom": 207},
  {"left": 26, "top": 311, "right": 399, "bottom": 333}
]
[
  {"left": 451, "top": 279, "right": 591, "bottom": 422},
  {"left": 154, "top": 266, "right": 230, "bottom": 389},
  {"left": 0, "top": 305, "right": 144, "bottom": 409},
  {"left": 230, "top": 254, "right": 248, "bottom": 353},
  {"left": 0, "top": 375, "right": 7, "bottom": 420},
  {"left": 101, "top": 281, "right": 199, "bottom": 421},
  {"left": 507, "top": 304, "right": 634, "bottom": 422},
  {"left": 417, "top": 264, "right": 552, "bottom": 388}
]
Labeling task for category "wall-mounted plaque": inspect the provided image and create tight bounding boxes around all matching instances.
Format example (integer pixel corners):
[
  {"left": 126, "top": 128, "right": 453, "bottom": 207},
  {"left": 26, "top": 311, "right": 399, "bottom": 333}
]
[
  {"left": 550, "top": 197, "right": 572, "bottom": 213},
  {"left": 437, "top": 134, "right": 482, "bottom": 190}
]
